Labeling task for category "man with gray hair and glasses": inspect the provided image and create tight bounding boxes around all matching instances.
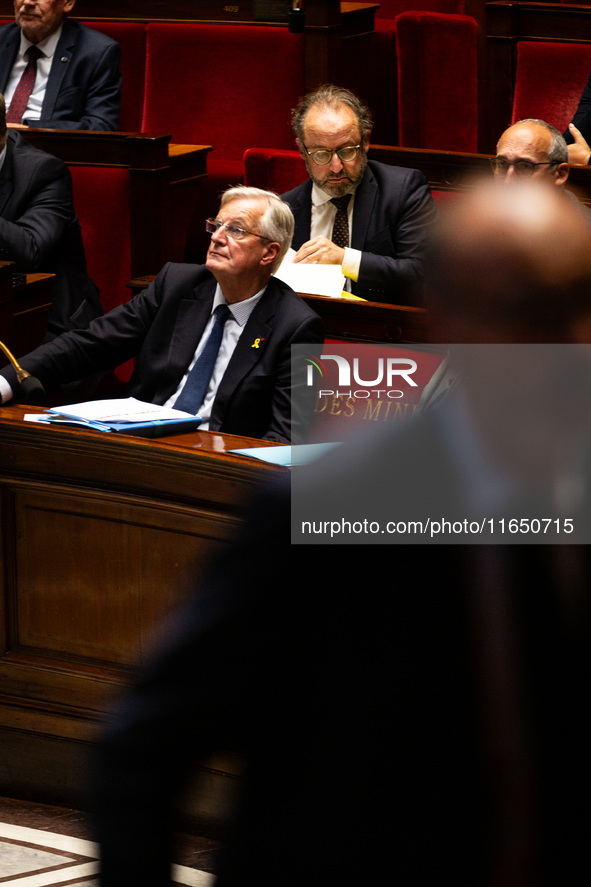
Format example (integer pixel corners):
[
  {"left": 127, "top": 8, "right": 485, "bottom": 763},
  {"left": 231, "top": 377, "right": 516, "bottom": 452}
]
[
  {"left": 492, "top": 119, "right": 571, "bottom": 188},
  {"left": 0, "top": 185, "right": 324, "bottom": 443},
  {"left": 282, "top": 84, "right": 437, "bottom": 305}
]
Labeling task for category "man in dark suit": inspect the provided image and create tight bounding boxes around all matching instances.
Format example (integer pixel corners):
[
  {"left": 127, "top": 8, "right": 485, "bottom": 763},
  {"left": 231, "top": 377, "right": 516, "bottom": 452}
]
[
  {"left": 0, "top": 93, "right": 102, "bottom": 337},
  {"left": 0, "top": 0, "right": 121, "bottom": 130},
  {"left": 0, "top": 185, "right": 324, "bottom": 443},
  {"left": 282, "top": 84, "right": 437, "bottom": 304}
]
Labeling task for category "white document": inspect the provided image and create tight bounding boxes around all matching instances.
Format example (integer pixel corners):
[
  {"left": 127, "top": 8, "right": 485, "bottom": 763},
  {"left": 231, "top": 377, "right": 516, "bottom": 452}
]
[
  {"left": 47, "top": 398, "right": 194, "bottom": 423},
  {"left": 274, "top": 249, "right": 345, "bottom": 298}
]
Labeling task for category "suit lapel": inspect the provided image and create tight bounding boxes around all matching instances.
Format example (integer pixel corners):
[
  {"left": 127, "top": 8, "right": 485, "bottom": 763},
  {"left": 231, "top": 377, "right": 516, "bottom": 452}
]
[
  {"left": 209, "top": 283, "right": 278, "bottom": 429},
  {"left": 0, "top": 135, "right": 15, "bottom": 217},
  {"left": 0, "top": 26, "right": 19, "bottom": 93},
  {"left": 351, "top": 166, "right": 378, "bottom": 251},
  {"left": 152, "top": 278, "right": 216, "bottom": 404},
  {"left": 290, "top": 181, "right": 313, "bottom": 249},
  {"left": 41, "top": 18, "right": 75, "bottom": 121}
]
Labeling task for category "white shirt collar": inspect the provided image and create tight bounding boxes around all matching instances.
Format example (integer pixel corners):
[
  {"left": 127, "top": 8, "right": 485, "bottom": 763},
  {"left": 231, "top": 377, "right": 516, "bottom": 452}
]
[
  {"left": 19, "top": 22, "right": 63, "bottom": 60},
  {"left": 212, "top": 282, "right": 267, "bottom": 327},
  {"left": 0, "top": 143, "right": 7, "bottom": 176}
]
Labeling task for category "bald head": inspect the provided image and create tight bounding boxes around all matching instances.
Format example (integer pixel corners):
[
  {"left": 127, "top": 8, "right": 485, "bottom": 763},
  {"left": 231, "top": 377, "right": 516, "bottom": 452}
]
[
  {"left": 495, "top": 120, "right": 569, "bottom": 188},
  {"left": 427, "top": 179, "right": 591, "bottom": 343}
]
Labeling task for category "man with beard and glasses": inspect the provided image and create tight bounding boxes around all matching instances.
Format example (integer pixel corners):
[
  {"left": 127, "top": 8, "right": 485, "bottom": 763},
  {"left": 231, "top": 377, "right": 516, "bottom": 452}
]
[{"left": 281, "top": 85, "right": 437, "bottom": 304}]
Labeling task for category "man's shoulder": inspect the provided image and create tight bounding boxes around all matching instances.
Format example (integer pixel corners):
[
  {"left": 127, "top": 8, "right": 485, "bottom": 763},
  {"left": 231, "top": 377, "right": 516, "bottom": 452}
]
[
  {"left": 265, "top": 275, "right": 322, "bottom": 324},
  {"left": 366, "top": 159, "right": 429, "bottom": 190},
  {"left": 7, "top": 130, "right": 68, "bottom": 177},
  {"left": 0, "top": 21, "right": 19, "bottom": 44},
  {"left": 156, "top": 263, "right": 214, "bottom": 292},
  {"left": 61, "top": 18, "right": 120, "bottom": 52},
  {"left": 281, "top": 178, "right": 312, "bottom": 206}
]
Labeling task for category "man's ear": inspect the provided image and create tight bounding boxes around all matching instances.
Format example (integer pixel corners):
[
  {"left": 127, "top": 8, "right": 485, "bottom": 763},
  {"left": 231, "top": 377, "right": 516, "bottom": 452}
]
[
  {"left": 64, "top": 0, "right": 77, "bottom": 13},
  {"left": 363, "top": 129, "right": 371, "bottom": 152},
  {"left": 260, "top": 242, "right": 281, "bottom": 267},
  {"left": 554, "top": 162, "right": 570, "bottom": 187}
]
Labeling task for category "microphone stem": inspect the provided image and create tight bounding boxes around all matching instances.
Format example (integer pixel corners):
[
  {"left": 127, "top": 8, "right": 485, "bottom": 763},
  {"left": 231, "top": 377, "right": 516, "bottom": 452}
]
[{"left": 0, "top": 340, "right": 33, "bottom": 384}]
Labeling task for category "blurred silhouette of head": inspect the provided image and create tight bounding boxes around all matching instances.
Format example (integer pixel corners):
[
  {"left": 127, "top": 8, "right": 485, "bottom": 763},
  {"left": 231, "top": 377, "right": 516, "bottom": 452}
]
[
  {"left": 426, "top": 178, "right": 591, "bottom": 344},
  {"left": 425, "top": 179, "right": 591, "bottom": 489}
]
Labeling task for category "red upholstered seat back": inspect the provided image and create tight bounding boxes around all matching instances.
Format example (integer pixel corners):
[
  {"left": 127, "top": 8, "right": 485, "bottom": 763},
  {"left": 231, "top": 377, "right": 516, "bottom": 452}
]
[
  {"left": 70, "top": 166, "right": 134, "bottom": 383},
  {"left": 69, "top": 166, "right": 132, "bottom": 315},
  {"left": 512, "top": 42, "right": 591, "bottom": 133},
  {"left": 243, "top": 149, "right": 307, "bottom": 193},
  {"left": 82, "top": 22, "right": 146, "bottom": 132},
  {"left": 396, "top": 12, "right": 478, "bottom": 152},
  {"left": 142, "top": 23, "right": 304, "bottom": 156}
]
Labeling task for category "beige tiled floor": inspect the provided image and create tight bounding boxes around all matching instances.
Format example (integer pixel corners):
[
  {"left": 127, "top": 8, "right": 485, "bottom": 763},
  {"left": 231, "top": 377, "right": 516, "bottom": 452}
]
[{"left": 0, "top": 797, "right": 218, "bottom": 886}]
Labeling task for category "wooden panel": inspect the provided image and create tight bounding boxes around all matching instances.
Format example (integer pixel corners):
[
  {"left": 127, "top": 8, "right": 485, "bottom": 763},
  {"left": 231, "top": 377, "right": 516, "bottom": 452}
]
[
  {"left": 301, "top": 294, "right": 429, "bottom": 344},
  {"left": 9, "top": 486, "right": 227, "bottom": 665},
  {"left": 0, "top": 263, "right": 54, "bottom": 359},
  {"left": 0, "top": 408, "right": 283, "bottom": 808}
]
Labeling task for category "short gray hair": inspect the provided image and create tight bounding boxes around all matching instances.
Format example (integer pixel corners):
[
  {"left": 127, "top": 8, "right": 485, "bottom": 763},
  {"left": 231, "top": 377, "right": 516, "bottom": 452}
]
[
  {"left": 220, "top": 185, "right": 294, "bottom": 273},
  {"left": 503, "top": 119, "right": 569, "bottom": 165},
  {"left": 291, "top": 84, "right": 374, "bottom": 143}
]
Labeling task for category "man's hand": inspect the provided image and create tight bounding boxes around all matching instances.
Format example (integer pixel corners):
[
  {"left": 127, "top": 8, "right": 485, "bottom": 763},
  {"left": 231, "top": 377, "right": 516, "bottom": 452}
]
[
  {"left": 293, "top": 236, "right": 345, "bottom": 266},
  {"left": 567, "top": 124, "right": 591, "bottom": 166},
  {"left": 7, "top": 123, "right": 29, "bottom": 130}
]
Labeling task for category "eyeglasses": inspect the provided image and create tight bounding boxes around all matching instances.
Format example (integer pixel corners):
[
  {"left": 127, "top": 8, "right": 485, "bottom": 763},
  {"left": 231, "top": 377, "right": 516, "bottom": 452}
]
[
  {"left": 303, "top": 145, "right": 362, "bottom": 165},
  {"left": 205, "top": 218, "right": 270, "bottom": 241},
  {"left": 490, "top": 158, "right": 557, "bottom": 178}
]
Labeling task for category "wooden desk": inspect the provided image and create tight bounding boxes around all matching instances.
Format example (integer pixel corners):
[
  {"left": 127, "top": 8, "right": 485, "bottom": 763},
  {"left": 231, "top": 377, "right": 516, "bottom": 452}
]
[
  {"left": 0, "top": 262, "right": 54, "bottom": 358},
  {"left": 0, "top": 407, "right": 284, "bottom": 809},
  {"left": 301, "top": 294, "right": 429, "bottom": 344}
]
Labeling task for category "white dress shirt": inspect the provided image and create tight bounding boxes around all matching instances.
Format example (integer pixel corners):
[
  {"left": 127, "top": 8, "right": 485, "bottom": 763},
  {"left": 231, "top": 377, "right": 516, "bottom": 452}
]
[
  {"left": 4, "top": 25, "right": 64, "bottom": 123},
  {"left": 310, "top": 182, "right": 362, "bottom": 282},
  {"left": 164, "top": 283, "right": 266, "bottom": 429}
]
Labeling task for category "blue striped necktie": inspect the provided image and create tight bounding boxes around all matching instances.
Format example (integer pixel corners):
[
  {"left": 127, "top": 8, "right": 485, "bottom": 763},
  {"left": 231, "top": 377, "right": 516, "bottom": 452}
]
[{"left": 174, "top": 304, "right": 231, "bottom": 414}]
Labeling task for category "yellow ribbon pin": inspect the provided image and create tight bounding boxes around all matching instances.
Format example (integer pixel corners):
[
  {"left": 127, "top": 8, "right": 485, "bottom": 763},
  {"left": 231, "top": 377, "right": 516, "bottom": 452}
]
[{"left": 252, "top": 338, "right": 262, "bottom": 349}]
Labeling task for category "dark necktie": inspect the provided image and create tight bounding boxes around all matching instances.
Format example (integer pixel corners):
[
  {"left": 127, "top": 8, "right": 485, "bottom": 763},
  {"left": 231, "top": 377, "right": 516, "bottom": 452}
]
[
  {"left": 174, "top": 304, "right": 232, "bottom": 415},
  {"left": 330, "top": 195, "right": 351, "bottom": 249},
  {"left": 7, "top": 45, "right": 42, "bottom": 124}
]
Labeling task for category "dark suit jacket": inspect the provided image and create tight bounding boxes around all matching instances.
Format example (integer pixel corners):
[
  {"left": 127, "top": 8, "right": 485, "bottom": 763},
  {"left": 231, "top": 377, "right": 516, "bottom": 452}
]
[
  {"left": 1, "top": 263, "right": 324, "bottom": 443},
  {"left": 0, "top": 18, "right": 121, "bottom": 130},
  {"left": 92, "top": 410, "right": 590, "bottom": 887},
  {"left": 282, "top": 160, "right": 437, "bottom": 304},
  {"left": 0, "top": 130, "right": 102, "bottom": 337}
]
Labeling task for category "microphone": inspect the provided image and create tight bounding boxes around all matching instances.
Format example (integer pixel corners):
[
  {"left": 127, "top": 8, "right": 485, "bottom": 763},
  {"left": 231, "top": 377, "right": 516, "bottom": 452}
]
[
  {"left": 288, "top": 0, "right": 306, "bottom": 33},
  {"left": 0, "top": 339, "right": 46, "bottom": 404}
]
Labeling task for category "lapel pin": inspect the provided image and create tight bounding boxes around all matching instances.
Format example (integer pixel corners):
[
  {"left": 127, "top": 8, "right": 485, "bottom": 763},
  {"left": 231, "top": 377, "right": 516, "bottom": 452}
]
[{"left": 251, "top": 337, "right": 265, "bottom": 349}]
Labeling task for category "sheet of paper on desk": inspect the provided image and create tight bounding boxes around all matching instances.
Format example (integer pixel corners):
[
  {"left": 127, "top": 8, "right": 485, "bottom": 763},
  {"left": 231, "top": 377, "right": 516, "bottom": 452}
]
[
  {"left": 229, "top": 442, "right": 342, "bottom": 466},
  {"left": 274, "top": 250, "right": 345, "bottom": 298}
]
